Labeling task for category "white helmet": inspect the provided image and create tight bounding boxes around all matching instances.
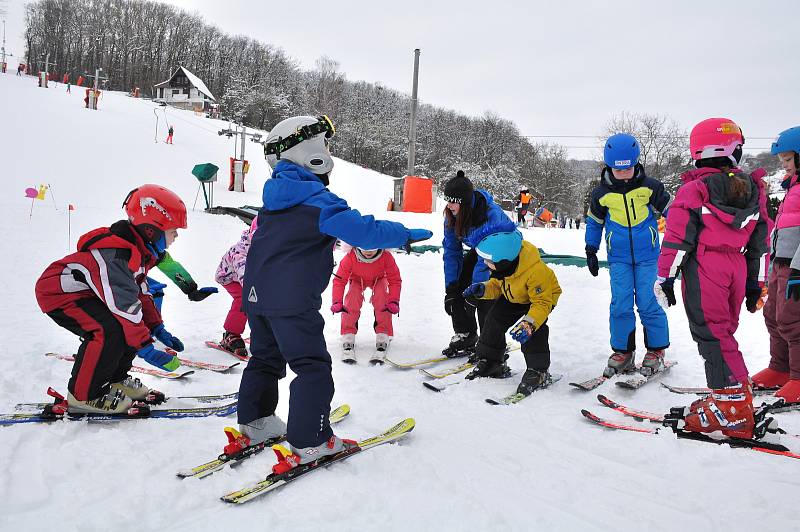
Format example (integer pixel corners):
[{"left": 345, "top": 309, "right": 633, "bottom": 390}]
[{"left": 263, "top": 115, "right": 335, "bottom": 175}]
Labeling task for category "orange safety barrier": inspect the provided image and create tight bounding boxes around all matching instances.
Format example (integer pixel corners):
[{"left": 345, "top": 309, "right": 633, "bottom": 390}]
[{"left": 402, "top": 176, "right": 433, "bottom": 213}]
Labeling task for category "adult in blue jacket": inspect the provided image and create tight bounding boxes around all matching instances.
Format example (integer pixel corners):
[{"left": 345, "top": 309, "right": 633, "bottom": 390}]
[
  {"left": 584, "top": 133, "right": 671, "bottom": 378},
  {"left": 236, "top": 116, "right": 432, "bottom": 470},
  {"left": 441, "top": 170, "right": 516, "bottom": 356}
]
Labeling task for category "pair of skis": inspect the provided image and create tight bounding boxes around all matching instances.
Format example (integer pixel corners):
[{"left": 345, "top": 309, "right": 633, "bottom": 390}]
[
  {"left": 582, "top": 394, "right": 800, "bottom": 460},
  {"left": 220, "top": 417, "right": 415, "bottom": 504},
  {"left": 569, "top": 360, "right": 677, "bottom": 391},
  {"left": 2, "top": 388, "right": 239, "bottom": 425},
  {"left": 177, "top": 404, "right": 351, "bottom": 479}
]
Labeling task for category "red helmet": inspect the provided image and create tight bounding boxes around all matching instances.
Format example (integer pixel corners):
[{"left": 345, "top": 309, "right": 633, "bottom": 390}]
[
  {"left": 122, "top": 184, "right": 187, "bottom": 236},
  {"left": 689, "top": 118, "right": 745, "bottom": 164}
]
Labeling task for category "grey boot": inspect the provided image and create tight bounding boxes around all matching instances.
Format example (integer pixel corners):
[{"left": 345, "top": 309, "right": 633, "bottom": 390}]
[
  {"left": 240, "top": 414, "right": 287, "bottom": 445},
  {"left": 603, "top": 351, "right": 635, "bottom": 378},
  {"left": 289, "top": 434, "right": 358, "bottom": 465}
]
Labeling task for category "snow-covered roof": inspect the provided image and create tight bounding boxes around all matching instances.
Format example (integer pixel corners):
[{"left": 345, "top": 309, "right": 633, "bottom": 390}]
[{"left": 154, "top": 66, "right": 216, "bottom": 102}]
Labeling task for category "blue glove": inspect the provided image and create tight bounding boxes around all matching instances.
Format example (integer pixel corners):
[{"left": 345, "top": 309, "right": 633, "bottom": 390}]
[
  {"left": 151, "top": 323, "right": 184, "bottom": 352},
  {"left": 509, "top": 318, "right": 534, "bottom": 344},
  {"left": 188, "top": 285, "right": 218, "bottom": 302},
  {"left": 404, "top": 228, "right": 433, "bottom": 253},
  {"left": 137, "top": 344, "right": 180, "bottom": 372},
  {"left": 462, "top": 283, "right": 486, "bottom": 299}
]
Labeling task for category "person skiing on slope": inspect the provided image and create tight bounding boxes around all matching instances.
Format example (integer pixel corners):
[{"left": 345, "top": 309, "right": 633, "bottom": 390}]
[
  {"left": 462, "top": 227, "right": 561, "bottom": 396},
  {"left": 656, "top": 118, "right": 769, "bottom": 438},
  {"left": 584, "top": 133, "right": 672, "bottom": 378},
  {"left": 166, "top": 125, "right": 174, "bottom": 144},
  {"left": 35, "top": 185, "right": 189, "bottom": 414},
  {"left": 331, "top": 245, "right": 402, "bottom": 364},
  {"left": 213, "top": 217, "right": 259, "bottom": 358},
  {"left": 753, "top": 126, "right": 800, "bottom": 402},
  {"left": 230, "top": 115, "right": 432, "bottom": 470},
  {"left": 442, "top": 170, "right": 516, "bottom": 359}
]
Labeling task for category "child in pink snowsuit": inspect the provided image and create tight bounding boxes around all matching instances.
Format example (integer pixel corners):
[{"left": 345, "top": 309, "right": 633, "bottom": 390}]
[
  {"left": 331, "top": 247, "right": 401, "bottom": 363},
  {"left": 214, "top": 218, "right": 258, "bottom": 357},
  {"left": 753, "top": 126, "right": 800, "bottom": 402},
  {"left": 656, "top": 117, "right": 769, "bottom": 439}
]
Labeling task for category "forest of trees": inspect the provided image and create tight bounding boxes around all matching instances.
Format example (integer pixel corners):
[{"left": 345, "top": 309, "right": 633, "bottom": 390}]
[{"left": 22, "top": 0, "right": 777, "bottom": 218}]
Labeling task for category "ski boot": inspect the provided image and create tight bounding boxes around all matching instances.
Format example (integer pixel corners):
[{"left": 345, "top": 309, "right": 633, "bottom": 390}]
[
  {"left": 465, "top": 356, "right": 511, "bottom": 380},
  {"left": 603, "top": 351, "right": 635, "bottom": 378},
  {"left": 272, "top": 435, "right": 359, "bottom": 475},
  {"left": 775, "top": 379, "right": 800, "bottom": 403},
  {"left": 341, "top": 334, "right": 356, "bottom": 364},
  {"left": 665, "top": 382, "right": 755, "bottom": 439},
  {"left": 66, "top": 388, "right": 135, "bottom": 415},
  {"left": 751, "top": 367, "right": 790, "bottom": 390},
  {"left": 516, "top": 369, "right": 549, "bottom": 396},
  {"left": 219, "top": 332, "right": 249, "bottom": 359},
  {"left": 223, "top": 414, "right": 287, "bottom": 456},
  {"left": 111, "top": 375, "right": 165, "bottom": 404},
  {"left": 371, "top": 333, "right": 390, "bottom": 365},
  {"left": 639, "top": 350, "right": 665, "bottom": 377},
  {"left": 442, "top": 332, "right": 478, "bottom": 358}
]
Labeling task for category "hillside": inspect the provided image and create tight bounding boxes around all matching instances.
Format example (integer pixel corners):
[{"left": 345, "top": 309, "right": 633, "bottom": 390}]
[{"left": 0, "top": 72, "right": 796, "bottom": 532}]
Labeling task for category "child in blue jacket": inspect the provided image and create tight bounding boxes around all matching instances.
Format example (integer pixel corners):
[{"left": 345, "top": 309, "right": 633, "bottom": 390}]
[
  {"left": 585, "top": 133, "right": 671, "bottom": 377},
  {"left": 228, "top": 115, "right": 432, "bottom": 473}
]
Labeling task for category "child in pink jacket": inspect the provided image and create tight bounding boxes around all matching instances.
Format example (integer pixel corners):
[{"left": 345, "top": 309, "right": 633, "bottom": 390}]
[
  {"left": 215, "top": 218, "right": 258, "bottom": 357},
  {"left": 655, "top": 118, "right": 769, "bottom": 439},
  {"left": 331, "top": 247, "right": 401, "bottom": 364}
]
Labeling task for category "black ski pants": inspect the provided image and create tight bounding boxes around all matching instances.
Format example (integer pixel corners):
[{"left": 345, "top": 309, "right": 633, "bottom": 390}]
[
  {"left": 476, "top": 296, "right": 551, "bottom": 372},
  {"left": 449, "top": 249, "right": 491, "bottom": 335}
]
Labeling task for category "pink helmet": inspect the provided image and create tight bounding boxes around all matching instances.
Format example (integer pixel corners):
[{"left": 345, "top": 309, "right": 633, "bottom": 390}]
[{"left": 689, "top": 118, "right": 744, "bottom": 164}]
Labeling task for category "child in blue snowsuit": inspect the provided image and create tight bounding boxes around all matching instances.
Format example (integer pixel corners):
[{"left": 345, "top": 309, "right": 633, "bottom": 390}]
[
  {"left": 234, "top": 115, "right": 432, "bottom": 471},
  {"left": 585, "top": 133, "right": 671, "bottom": 378}
]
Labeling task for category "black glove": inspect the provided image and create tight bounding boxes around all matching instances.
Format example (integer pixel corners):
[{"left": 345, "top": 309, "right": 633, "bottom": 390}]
[
  {"left": 787, "top": 269, "right": 800, "bottom": 301},
  {"left": 656, "top": 277, "right": 677, "bottom": 307},
  {"left": 585, "top": 246, "right": 599, "bottom": 277},
  {"left": 186, "top": 282, "right": 218, "bottom": 302},
  {"left": 444, "top": 283, "right": 462, "bottom": 316},
  {"left": 745, "top": 279, "right": 762, "bottom": 313}
]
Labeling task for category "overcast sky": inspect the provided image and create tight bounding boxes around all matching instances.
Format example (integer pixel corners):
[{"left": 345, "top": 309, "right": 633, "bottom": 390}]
[{"left": 4, "top": 0, "right": 798, "bottom": 158}]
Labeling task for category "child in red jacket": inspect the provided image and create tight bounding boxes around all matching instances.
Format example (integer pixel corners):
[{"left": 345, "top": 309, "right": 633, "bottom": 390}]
[{"left": 331, "top": 247, "right": 401, "bottom": 364}]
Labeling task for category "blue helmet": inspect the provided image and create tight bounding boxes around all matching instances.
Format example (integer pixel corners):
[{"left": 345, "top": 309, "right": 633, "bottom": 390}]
[
  {"left": 771, "top": 126, "right": 800, "bottom": 155},
  {"left": 604, "top": 133, "right": 641, "bottom": 170},
  {"left": 475, "top": 230, "right": 523, "bottom": 263}
]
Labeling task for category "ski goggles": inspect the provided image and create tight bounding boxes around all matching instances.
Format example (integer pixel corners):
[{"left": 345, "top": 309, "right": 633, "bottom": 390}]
[{"left": 264, "top": 115, "right": 335, "bottom": 158}]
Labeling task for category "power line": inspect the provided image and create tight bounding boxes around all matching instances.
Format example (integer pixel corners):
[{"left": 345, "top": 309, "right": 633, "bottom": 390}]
[{"left": 521, "top": 134, "right": 777, "bottom": 140}]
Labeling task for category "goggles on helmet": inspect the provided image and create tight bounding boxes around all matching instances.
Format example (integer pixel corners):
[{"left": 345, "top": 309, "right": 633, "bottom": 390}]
[{"left": 263, "top": 115, "right": 335, "bottom": 159}]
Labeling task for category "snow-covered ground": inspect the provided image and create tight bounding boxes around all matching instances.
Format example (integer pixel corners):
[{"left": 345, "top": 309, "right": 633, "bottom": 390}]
[{"left": 0, "top": 72, "right": 796, "bottom": 532}]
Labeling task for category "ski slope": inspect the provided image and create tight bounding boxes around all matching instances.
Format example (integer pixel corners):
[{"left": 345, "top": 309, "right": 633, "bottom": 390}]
[{"left": 0, "top": 72, "right": 797, "bottom": 532}]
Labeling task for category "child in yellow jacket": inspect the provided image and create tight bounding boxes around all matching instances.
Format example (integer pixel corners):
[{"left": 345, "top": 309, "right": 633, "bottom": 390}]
[{"left": 462, "top": 228, "right": 561, "bottom": 396}]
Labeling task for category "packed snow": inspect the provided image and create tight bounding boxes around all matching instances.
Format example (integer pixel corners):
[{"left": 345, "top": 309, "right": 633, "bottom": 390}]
[{"left": 0, "top": 72, "right": 796, "bottom": 532}]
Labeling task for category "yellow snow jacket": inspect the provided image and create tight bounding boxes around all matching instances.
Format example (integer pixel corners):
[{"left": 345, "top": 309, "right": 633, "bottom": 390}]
[{"left": 480, "top": 241, "right": 561, "bottom": 330}]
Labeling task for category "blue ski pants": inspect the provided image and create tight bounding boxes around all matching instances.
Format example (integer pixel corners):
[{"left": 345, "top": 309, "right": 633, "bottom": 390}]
[{"left": 608, "top": 260, "right": 669, "bottom": 352}]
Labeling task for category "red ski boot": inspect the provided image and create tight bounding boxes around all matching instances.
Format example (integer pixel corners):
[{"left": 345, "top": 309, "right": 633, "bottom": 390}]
[
  {"left": 775, "top": 379, "right": 800, "bottom": 403},
  {"left": 223, "top": 427, "right": 252, "bottom": 456},
  {"left": 751, "top": 367, "right": 790, "bottom": 389},
  {"left": 677, "top": 382, "right": 755, "bottom": 439}
]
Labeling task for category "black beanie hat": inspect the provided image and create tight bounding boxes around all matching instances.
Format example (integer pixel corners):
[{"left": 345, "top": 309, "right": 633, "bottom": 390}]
[{"left": 443, "top": 170, "right": 474, "bottom": 205}]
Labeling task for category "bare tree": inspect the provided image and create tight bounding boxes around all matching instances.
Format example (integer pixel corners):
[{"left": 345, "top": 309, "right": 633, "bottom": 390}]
[{"left": 603, "top": 111, "right": 691, "bottom": 193}]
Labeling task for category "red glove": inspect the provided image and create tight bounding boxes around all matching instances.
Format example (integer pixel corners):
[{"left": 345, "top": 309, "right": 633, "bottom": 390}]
[
  {"left": 384, "top": 301, "right": 400, "bottom": 314},
  {"left": 330, "top": 301, "right": 346, "bottom": 314}
]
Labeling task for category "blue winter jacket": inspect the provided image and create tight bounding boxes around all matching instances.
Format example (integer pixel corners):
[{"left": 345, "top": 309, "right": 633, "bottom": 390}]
[
  {"left": 443, "top": 189, "right": 516, "bottom": 286},
  {"left": 585, "top": 165, "right": 671, "bottom": 264},
  {"left": 243, "top": 160, "right": 410, "bottom": 316}
]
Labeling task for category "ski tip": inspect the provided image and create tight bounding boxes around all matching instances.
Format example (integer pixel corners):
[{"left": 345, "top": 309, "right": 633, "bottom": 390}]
[{"left": 422, "top": 382, "right": 444, "bottom": 392}]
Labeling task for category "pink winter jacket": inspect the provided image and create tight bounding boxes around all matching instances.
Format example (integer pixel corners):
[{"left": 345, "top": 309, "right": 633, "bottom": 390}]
[
  {"left": 331, "top": 249, "right": 402, "bottom": 304},
  {"left": 215, "top": 218, "right": 258, "bottom": 285},
  {"left": 658, "top": 167, "right": 770, "bottom": 282}
]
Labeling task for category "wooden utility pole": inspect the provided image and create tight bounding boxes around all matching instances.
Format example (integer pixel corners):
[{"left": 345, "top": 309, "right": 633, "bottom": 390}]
[{"left": 406, "top": 48, "right": 421, "bottom": 176}]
